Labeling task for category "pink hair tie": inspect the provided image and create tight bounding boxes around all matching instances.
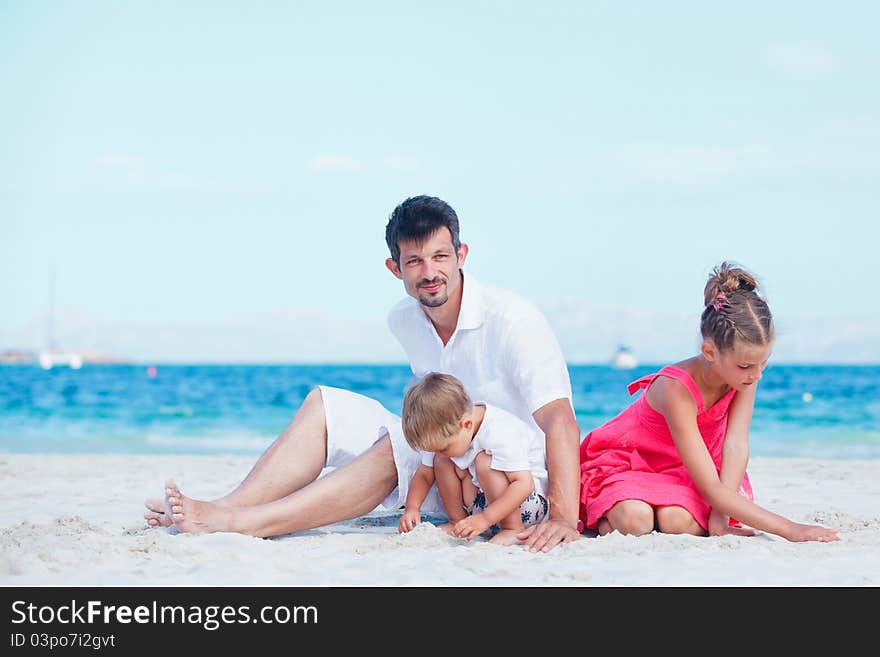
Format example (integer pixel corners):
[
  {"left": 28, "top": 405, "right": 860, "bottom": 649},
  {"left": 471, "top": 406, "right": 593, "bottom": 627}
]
[{"left": 712, "top": 293, "right": 726, "bottom": 312}]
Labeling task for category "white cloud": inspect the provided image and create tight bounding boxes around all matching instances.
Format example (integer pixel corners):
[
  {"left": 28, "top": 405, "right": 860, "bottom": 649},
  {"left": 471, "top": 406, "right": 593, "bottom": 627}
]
[
  {"left": 96, "top": 153, "right": 147, "bottom": 184},
  {"left": 616, "top": 143, "right": 807, "bottom": 185},
  {"left": 382, "top": 154, "right": 420, "bottom": 173},
  {"left": 766, "top": 43, "right": 840, "bottom": 79},
  {"left": 95, "top": 153, "right": 219, "bottom": 192},
  {"left": 306, "top": 154, "right": 363, "bottom": 173}
]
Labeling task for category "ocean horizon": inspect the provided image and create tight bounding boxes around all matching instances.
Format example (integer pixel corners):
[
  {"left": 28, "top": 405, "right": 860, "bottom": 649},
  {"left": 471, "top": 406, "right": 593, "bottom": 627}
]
[{"left": 1, "top": 363, "right": 878, "bottom": 460}]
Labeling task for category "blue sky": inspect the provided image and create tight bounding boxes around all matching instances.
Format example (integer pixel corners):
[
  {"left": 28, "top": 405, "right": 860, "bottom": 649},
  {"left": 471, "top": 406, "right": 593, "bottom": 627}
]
[{"left": 2, "top": 2, "right": 878, "bottom": 363}]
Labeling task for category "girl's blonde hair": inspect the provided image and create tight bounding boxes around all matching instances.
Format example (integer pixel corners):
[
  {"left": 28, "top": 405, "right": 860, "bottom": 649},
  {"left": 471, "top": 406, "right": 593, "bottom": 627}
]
[
  {"left": 402, "top": 373, "right": 471, "bottom": 452},
  {"left": 700, "top": 261, "right": 774, "bottom": 351}
]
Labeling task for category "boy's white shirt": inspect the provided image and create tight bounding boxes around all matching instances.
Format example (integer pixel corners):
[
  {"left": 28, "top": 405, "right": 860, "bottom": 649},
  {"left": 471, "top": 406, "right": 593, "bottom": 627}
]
[{"left": 420, "top": 403, "right": 549, "bottom": 498}]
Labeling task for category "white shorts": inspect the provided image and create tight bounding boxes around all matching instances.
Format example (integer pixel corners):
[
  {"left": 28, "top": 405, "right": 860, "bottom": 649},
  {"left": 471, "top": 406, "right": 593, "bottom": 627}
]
[{"left": 318, "top": 385, "right": 444, "bottom": 514}]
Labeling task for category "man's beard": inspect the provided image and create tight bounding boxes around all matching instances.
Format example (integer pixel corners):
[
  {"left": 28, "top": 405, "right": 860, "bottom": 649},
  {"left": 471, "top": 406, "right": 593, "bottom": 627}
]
[
  {"left": 417, "top": 278, "right": 448, "bottom": 308},
  {"left": 418, "top": 292, "right": 448, "bottom": 308}
]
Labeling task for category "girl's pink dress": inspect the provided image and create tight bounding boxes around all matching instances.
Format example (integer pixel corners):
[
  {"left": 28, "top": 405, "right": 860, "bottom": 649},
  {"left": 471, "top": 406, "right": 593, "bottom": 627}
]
[{"left": 579, "top": 365, "right": 753, "bottom": 531}]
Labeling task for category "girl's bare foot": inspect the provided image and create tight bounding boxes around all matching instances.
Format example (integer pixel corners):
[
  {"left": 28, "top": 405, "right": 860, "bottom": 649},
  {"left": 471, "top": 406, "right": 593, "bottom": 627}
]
[
  {"left": 164, "top": 479, "right": 233, "bottom": 534},
  {"left": 144, "top": 498, "right": 172, "bottom": 528},
  {"left": 489, "top": 528, "right": 523, "bottom": 546}
]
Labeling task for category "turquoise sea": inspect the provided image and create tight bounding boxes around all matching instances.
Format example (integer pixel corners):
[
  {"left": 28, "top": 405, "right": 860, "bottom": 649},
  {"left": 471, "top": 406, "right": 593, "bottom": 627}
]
[{"left": 0, "top": 364, "right": 878, "bottom": 460}]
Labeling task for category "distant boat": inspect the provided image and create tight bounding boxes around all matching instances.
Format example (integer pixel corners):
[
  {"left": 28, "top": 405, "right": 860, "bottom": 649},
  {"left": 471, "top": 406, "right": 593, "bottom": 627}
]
[
  {"left": 610, "top": 344, "right": 638, "bottom": 370},
  {"left": 39, "top": 267, "right": 83, "bottom": 370},
  {"left": 38, "top": 351, "right": 83, "bottom": 370}
]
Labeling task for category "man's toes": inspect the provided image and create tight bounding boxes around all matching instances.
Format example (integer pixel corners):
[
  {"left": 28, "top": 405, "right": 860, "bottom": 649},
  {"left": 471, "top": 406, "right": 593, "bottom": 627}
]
[{"left": 145, "top": 497, "right": 165, "bottom": 512}]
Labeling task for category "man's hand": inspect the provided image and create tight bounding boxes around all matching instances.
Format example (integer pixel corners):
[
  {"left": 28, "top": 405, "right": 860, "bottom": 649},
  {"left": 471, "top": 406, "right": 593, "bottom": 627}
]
[{"left": 517, "top": 518, "right": 579, "bottom": 552}]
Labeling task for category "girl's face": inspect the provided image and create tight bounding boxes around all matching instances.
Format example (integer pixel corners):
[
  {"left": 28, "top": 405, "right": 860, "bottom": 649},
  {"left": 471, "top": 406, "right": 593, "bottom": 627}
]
[{"left": 709, "top": 339, "right": 773, "bottom": 392}]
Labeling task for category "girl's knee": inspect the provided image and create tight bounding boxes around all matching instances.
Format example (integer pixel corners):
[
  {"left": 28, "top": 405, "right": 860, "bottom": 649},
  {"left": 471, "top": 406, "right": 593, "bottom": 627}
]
[
  {"left": 608, "top": 500, "right": 654, "bottom": 536},
  {"left": 656, "top": 506, "right": 704, "bottom": 535}
]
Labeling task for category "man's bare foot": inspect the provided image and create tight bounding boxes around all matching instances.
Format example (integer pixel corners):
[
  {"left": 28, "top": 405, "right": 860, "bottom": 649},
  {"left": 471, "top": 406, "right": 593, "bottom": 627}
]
[
  {"left": 144, "top": 498, "right": 172, "bottom": 528},
  {"left": 489, "top": 528, "right": 523, "bottom": 546},
  {"left": 164, "top": 479, "right": 233, "bottom": 534}
]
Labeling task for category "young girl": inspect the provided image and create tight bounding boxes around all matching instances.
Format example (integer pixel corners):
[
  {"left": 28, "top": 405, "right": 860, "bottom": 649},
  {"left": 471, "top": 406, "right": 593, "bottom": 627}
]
[{"left": 579, "top": 262, "right": 839, "bottom": 543}]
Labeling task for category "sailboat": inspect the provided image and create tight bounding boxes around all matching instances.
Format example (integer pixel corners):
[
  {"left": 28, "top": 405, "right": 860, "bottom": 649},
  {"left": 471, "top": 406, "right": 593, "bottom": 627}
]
[
  {"left": 610, "top": 344, "right": 637, "bottom": 370},
  {"left": 38, "top": 268, "right": 82, "bottom": 370}
]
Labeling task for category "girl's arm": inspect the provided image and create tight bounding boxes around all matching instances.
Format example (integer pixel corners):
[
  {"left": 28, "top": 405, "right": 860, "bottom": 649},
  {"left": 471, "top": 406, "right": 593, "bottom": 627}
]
[
  {"left": 718, "top": 385, "right": 753, "bottom": 491},
  {"left": 708, "top": 387, "right": 755, "bottom": 535},
  {"left": 655, "top": 380, "right": 838, "bottom": 543}
]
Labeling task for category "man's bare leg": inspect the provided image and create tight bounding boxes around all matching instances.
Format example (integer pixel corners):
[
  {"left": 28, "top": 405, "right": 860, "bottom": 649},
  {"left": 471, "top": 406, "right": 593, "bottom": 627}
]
[
  {"left": 166, "top": 434, "right": 399, "bottom": 537},
  {"left": 145, "top": 387, "right": 329, "bottom": 528}
]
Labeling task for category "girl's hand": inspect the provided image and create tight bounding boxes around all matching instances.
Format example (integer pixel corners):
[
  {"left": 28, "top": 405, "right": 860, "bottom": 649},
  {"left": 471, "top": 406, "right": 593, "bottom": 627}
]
[
  {"left": 786, "top": 522, "right": 840, "bottom": 543},
  {"left": 397, "top": 508, "right": 421, "bottom": 533},
  {"left": 453, "top": 515, "right": 490, "bottom": 541},
  {"left": 708, "top": 509, "right": 756, "bottom": 537}
]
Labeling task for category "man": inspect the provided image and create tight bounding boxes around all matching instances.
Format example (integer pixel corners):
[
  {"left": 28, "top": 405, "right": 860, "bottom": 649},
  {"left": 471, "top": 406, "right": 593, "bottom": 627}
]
[{"left": 147, "top": 195, "right": 581, "bottom": 552}]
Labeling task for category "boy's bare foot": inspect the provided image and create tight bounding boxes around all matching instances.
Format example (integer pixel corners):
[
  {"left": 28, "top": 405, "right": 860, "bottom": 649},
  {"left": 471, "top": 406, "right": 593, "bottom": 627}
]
[
  {"left": 164, "top": 479, "right": 232, "bottom": 534},
  {"left": 489, "top": 528, "right": 523, "bottom": 546},
  {"left": 144, "top": 498, "right": 172, "bottom": 528},
  {"left": 437, "top": 522, "right": 458, "bottom": 536}
]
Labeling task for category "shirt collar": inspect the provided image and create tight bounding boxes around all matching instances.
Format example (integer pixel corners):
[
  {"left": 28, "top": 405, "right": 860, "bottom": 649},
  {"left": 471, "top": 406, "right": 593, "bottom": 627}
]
[{"left": 454, "top": 270, "right": 484, "bottom": 332}]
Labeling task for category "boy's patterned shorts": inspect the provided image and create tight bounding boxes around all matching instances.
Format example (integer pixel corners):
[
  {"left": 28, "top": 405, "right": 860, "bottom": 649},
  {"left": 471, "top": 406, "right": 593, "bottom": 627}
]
[{"left": 465, "top": 490, "right": 550, "bottom": 535}]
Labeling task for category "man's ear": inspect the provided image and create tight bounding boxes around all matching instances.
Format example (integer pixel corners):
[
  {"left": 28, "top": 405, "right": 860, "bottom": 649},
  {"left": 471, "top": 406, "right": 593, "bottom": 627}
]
[
  {"left": 456, "top": 243, "right": 469, "bottom": 267},
  {"left": 386, "top": 257, "right": 403, "bottom": 280},
  {"left": 701, "top": 340, "right": 717, "bottom": 362}
]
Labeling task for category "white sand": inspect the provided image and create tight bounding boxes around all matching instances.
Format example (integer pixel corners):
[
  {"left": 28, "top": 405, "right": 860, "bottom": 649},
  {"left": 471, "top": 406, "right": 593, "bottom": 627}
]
[{"left": 1, "top": 453, "right": 878, "bottom": 586}]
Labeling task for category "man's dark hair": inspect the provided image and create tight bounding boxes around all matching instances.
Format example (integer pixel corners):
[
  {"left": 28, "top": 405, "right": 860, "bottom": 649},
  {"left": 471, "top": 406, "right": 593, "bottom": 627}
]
[{"left": 385, "top": 195, "right": 461, "bottom": 264}]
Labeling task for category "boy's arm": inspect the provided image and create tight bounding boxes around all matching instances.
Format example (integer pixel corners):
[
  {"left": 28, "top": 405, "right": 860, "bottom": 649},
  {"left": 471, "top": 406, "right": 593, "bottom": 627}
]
[
  {"left": 403, "top": 465, "right": 435, "bottom": 512},
  {"left": 398, "top": 465, "right": 435, "bottom": 533},
  {"left": 477, "top": 470, "right": 534, "bottom": 527},
  {"left": 454, "top": 470, "right": 534, "bottom": 540}
]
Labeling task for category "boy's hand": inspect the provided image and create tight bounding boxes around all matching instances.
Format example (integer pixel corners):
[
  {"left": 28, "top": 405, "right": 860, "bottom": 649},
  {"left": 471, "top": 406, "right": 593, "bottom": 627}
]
[
  {"left": 453, "top": 514, "right": 490, "bottom": 541},
  {"left": 397, "top": 508, "right": 421, "bottom": 533}
]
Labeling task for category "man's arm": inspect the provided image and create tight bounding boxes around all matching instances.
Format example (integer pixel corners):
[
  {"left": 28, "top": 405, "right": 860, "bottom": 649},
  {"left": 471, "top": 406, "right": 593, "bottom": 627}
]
[{"left": 518, "top": 397, "right": 581, "bottom": 552}]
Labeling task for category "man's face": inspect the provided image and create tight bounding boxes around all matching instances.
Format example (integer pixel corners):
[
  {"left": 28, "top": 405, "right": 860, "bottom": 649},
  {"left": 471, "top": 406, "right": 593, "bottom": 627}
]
[{"left": 386, "top": 227, "right": 468, "bottom": 308}]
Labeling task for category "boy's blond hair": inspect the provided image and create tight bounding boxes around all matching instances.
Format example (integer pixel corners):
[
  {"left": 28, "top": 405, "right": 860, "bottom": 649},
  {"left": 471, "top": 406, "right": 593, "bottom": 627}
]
[{"left": 402, "top": 373, "right": 472, "bottom": 452}]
